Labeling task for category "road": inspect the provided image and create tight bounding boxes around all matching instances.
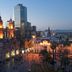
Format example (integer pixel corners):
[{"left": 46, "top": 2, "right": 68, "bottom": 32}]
[
  {"left": 0, "top": 58, "right": 29, "bottom": 72},
  {"left": 23, "top": 53, "right": 56, "bottom": 72},
  {"left": 0, "top": 53, "right": 57, "bottom": 72},
  {"left": 31, "top": 62, "right": 55, "bottom": 72}
]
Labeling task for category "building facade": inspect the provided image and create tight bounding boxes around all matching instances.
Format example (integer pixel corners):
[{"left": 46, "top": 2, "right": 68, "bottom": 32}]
[
  {"left": 31, "top": 26, "right": 36, "bottom": 36},
  {"left": 0, "top": 16, "right": 3, "bottom": 39},
  {"left": 0, "top": 17, "right": 20, "bottom": 62},
  {"left": 7, "top": 19, "right": 15, "bottom": 39}
]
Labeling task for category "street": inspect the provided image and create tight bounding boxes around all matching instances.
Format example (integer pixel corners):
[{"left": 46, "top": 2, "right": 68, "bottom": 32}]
[{"left": 0, "top": 53, "right": 56, "bottom": 72}]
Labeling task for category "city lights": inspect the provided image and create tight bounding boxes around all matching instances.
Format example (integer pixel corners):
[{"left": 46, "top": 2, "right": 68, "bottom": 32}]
[
  {"left": 40, "top": 40, "right": 51, "bottom": 46},
  {"left": 7, "top": 19, "right": 14, "bottom": 38},
  {"left": 8, "top": 24, "right": 13, "bottom": 29},
  {"left": 0, "top": 24, "right": 3, "bottom": 28},
  {"left": 32, "top": 35, "right": 36, "bottom": 39},
  {"left": 0, "top": 31, "right": 3, "bottom": 39},
  {"left": 11, "top": 50, "right": 15, "bottom": 56},
  {"left": 22, "top": 50, "right": 24, "bottom": 54},
  {"left": 16, "top": 50, "right": 19, "bottom": 55},
  {"left": 6, "top": 52, "right": 10, "bottom": 58},
  {"left": 40, "top": 42, "right": 43, "bottom": 45},
  {"left": 0, "top": 2, "right": 72, "bottom": 72}
]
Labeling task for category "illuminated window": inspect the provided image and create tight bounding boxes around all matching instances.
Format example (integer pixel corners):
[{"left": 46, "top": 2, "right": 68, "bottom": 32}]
[
  {"left": 0, "top": 31, "right": 3, "bottom": 39},
  {"left": 0, "top": 22, "right": 3, "bottom": 28},
  {"left": 8, "top": 24, "right": 13, "bottom": 29},
  {"left": 10, "top": 24, "right": 13, "bottom": 29},
  {"left": 0, "top": 25, "right": 3, "bottom": 28}
]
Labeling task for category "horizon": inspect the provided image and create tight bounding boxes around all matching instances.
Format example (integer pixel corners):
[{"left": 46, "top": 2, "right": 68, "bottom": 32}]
[{"left": 0, "top": 0, "right": 72, "bottom": 30}]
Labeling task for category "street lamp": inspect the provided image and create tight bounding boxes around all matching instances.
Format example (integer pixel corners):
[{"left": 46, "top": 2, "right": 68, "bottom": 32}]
[
  {"left": 32, "top": 35, "right": 36, "bottom": 39},
  {"left": 22, "top": 50, "right": 24, "bottom": 54},
  {"left": 11, "top": 50, "right": 15, "bottom": 57},
  {"left": 6, "top": 52, "right": 10, "bottom": 59},
  {"left": 16, "top": 50, "right": 19, "bottom": 55}
]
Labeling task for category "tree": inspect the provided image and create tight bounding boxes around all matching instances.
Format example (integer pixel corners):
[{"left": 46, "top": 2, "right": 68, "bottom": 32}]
[
  {"left": 63, "top": 37, "right": 70, "bottom": 46},
  {"left": 50, "top": 42, "right": 58, "bottom": 65},
  {"left": 61, "top": 49, "right": 70, "bottom": 67},
  {"left": 39, "top": 46, "right": 51, "bottom": 63}
]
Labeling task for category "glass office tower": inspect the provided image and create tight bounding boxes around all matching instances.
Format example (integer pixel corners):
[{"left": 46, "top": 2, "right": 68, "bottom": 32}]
[
  {"left": 14, "top": 4, "right": 31, "bottom": 39},
  {"left": 14, "top": 4, "right": 27, "bottom": 27}
]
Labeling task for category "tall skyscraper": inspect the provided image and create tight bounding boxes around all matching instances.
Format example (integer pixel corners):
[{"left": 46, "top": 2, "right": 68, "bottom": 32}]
[
  {"left": 14, "top": 4, "right": 27, "bottom": 28},
  {"left": 14, "top": 4, "right": 28, "bottom": 38},
  {"left": 14, "top": 4, "right": 31, "bottom": 39}
]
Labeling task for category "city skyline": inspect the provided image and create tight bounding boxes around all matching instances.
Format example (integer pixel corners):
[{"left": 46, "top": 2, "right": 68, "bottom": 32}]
[{"left": 0, "top": 0, "right": 72, "bottom": 30}]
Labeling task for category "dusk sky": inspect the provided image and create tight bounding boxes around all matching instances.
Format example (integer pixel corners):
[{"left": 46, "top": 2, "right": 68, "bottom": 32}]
[{"left": 0, "top": 0, "right": 72, "bottom": 30}]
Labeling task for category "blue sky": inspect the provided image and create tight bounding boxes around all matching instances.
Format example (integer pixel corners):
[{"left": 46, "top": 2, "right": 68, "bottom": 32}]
[{"left": 0, "top": 0, "right": 72, "bottom": 30}]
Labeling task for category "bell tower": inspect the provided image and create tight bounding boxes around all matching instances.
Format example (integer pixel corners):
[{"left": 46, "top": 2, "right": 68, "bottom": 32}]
[
  {"left": 7, "top": 19, "right": 15, "bottom": 39},
  {"left": 0, "top": 16, "right": 3, "bottom": 39}
]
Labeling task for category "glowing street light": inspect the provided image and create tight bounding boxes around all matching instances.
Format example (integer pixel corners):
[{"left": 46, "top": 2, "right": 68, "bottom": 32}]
[
  {"left": 40, "top": 42, "right": 43, "bottom": 45},
  {"left": 16, "top": 50, "right": 19, "bottom": 55},
  {"left": 22, "top": 50, "right": 24, "bottom": 54},
  {"left": 32, "top": 35, "right": 36, "bottom": 39},
  {"left": 11, "top": 50, "right": 15, "bottom": 56},
  {"left": 6, "top": 52, "right": 10, "bottom": 58}
]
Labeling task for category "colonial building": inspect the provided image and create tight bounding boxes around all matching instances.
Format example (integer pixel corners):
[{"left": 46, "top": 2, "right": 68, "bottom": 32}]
[
  {"left": 7, "top": 19, "right": 15, "bottom": 39},
  {"left": 0, "top": 18, "right": 20, "bottom": 62},
  {"left": 0, "top": 16, "right": 3, "bottom": 39}
]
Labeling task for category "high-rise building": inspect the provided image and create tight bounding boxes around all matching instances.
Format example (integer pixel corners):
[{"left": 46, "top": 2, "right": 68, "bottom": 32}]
[
  {"left": 47, "top": 27, "right": 51, "bottom": 37},
  {"left": 14, "top": 4, "right": 28, "bottom": 38},
  {"left": 31, "top": 26, "right": 36, "bottom": 32},
  {"left": 26, "top": 22, "right": 31, "bottom": 38},
  {"left": 14, "top": 4, "right": 27, "bottom": 28},
  {"left": 31, "top": 26, "right": 36, "bottom": 35},
  {"left": 14, "top": 4, "right": 32, "bottom": 39}
]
